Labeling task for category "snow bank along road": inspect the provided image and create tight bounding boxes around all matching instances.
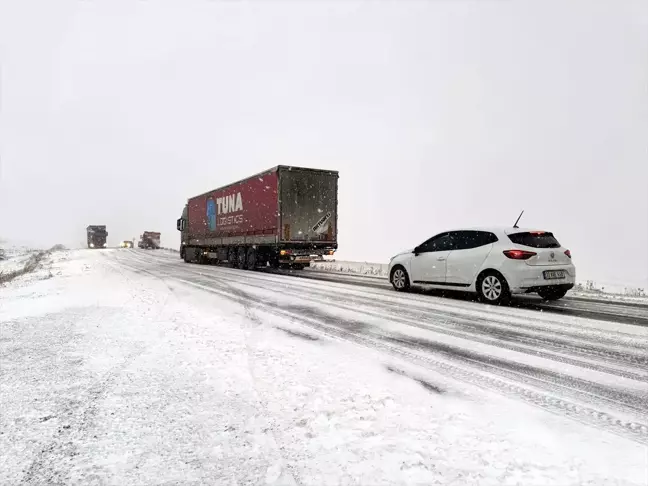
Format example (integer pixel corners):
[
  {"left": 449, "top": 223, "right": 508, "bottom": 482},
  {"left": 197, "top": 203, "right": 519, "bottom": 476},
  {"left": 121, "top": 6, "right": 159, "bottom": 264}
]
[{"left": 1, "top": 249, "right": 647, "bottom": 485}]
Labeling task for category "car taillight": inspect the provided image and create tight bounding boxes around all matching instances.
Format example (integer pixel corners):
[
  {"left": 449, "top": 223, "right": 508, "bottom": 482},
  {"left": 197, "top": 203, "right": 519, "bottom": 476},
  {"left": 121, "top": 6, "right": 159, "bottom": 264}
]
[
  {"left": 503, "top": 249, "right": 537, "bottom": 260},
  {"left": 564, "top": 249, "right": 571, "bottom": 258}
]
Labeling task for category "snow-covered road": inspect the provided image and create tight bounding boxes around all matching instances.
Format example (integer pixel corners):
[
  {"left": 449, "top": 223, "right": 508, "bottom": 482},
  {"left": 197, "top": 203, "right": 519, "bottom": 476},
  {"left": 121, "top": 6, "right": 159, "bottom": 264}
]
[
  {"left": 1, "top": 249, "right": 647, "bottom": 485},
  {"left": 297, "top": 269, "right": 648, "bottom": 327}
]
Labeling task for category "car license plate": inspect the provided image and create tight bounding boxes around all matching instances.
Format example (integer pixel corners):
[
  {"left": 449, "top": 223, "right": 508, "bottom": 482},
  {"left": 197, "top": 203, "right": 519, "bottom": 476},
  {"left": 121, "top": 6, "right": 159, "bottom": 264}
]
[{"left": 544, "top": 270, "right": 565, "bottom": 280}]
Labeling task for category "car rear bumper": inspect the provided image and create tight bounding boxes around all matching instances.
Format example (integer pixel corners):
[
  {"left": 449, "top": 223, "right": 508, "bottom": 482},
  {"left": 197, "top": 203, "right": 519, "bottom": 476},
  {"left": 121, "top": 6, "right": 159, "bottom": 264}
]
[
  {"left": 505, "top": 264, "right": 576, "bottom": 294},
  {"left": 520, "top": 283, "right": 575, "bottom": 294}
]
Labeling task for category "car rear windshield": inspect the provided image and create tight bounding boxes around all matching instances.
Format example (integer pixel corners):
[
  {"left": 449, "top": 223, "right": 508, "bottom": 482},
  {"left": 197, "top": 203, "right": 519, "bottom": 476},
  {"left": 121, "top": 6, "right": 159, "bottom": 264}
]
[{"left": 508, "top": 231, "right": 561, "bottom": 248}]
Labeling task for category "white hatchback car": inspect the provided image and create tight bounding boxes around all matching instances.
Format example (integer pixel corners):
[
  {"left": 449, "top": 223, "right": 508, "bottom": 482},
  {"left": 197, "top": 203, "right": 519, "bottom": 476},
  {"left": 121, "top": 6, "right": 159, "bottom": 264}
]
[{"left": 388, "top": 227, "right": 575, "bottom": 304}]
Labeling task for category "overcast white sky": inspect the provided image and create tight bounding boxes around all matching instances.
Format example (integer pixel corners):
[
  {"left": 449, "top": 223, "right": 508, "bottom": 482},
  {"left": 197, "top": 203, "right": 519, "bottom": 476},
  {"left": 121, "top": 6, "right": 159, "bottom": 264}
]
[{"left": 1, "top": 0, "right": 647, "bottom": 287}]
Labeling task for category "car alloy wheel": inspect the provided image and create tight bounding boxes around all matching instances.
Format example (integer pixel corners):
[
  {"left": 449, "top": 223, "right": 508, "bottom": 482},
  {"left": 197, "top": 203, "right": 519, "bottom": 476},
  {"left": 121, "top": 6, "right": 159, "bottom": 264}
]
[
  {"left": 482, "top": 275, "right": 503, "bottom": 301},
  {"left": 391, "top": 267, "right": 410, "bottom": 291}
]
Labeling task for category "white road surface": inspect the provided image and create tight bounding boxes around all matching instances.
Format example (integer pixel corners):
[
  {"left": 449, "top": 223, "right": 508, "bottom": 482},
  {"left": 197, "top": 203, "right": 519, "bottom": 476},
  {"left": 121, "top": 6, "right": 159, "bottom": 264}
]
[{"left": 1, "top": 248, "right": 647, "bottom": 485}]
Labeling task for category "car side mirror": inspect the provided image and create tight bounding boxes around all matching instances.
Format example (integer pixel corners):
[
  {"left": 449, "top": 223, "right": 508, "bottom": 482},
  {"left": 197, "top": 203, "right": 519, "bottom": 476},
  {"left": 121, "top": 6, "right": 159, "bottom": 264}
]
[
  {"left": 176, "top": 219, "right": 185, "bottom": 231},
  {"left": 413, "top": 246, "right": 420, "bottom": 256}
]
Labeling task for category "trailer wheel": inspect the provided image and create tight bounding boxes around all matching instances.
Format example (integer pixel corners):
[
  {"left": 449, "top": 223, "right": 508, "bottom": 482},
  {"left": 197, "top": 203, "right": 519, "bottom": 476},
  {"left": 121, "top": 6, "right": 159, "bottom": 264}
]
[
  {"left": 269, "top": 256, "right": 280, "bottom": 269},
  {"left": 246, "top": 248, "right": 257, "bottom": 270},
  {"left": 227, "top": 247, "right": 237, "bottom": 267},
  {"left": 237, "top": 247, "right": 247, "bottom": 270}
]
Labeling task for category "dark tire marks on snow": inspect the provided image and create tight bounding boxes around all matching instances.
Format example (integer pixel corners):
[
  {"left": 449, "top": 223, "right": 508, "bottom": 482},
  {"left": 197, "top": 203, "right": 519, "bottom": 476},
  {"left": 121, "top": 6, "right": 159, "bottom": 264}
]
[
  {"left": 383, "top": 334, "right": 647, "bottom": 415},
  {"left": 111, "top": 251, "right": 648, "bottom": 445},
  {"left": 386, "top": 366, "right": 444, "bottom": 394},
  {"left": 261, "top": 268, "right": 648, "bottom": 327},
  {"left": 160, "top": 263, "right": 647, "bottom": 381},
  {"left": 275, "top": 327, "right": 320, "bottom": 342}
]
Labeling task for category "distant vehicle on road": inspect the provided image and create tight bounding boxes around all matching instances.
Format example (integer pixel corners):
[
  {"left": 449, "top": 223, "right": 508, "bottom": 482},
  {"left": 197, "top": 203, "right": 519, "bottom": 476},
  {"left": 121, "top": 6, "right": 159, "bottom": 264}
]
[
  {"left": 120, "top": 240, "right": 134, "bottom": 248},
  {"left": 138, "top": 232, "right": 161, "bottom": 250},
  {"left": 86, "top": 225, "right": 108, "bottom": 249},
  {"left": 177, "top": 165, "right": 338, "bottom": 270},
  {"left": 388, "top": 227, "right": 575, "bottom": 304}
]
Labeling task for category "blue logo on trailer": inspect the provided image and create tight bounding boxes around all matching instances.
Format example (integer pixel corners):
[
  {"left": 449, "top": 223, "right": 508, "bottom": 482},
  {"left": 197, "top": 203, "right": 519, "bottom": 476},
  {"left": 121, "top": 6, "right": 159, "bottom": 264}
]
[{"left": 206, "top": 197, "right": 217, "bottom": 231}]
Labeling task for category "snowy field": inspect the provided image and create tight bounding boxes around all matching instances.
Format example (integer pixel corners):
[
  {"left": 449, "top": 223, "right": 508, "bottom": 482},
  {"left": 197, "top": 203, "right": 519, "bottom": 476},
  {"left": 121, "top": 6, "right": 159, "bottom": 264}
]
[
  {"left": 1, "top": 249, "right": 647, "bottom": 485},
  {"left": 0, "top": 247, "right": 39, "bottom": 277}
]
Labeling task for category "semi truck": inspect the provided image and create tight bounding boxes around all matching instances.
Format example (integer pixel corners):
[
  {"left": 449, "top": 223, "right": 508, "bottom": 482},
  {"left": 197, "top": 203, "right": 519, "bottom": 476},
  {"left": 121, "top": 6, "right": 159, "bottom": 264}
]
[
  {"left": 87, "top": 225, "right": 108, "bottom": 249},
  {"left": 138, "top": 232, "right": 161, "bottom": 250},
  {"left": 177, "top": 165, "right": 338, "bottom": 269}
]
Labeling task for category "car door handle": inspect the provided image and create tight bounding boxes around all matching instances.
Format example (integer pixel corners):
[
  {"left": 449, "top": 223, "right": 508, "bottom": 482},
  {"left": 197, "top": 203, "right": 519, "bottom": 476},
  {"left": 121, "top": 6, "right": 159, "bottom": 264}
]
[{"left": 437, "top": 256, "right": 446, "bottom": 261}]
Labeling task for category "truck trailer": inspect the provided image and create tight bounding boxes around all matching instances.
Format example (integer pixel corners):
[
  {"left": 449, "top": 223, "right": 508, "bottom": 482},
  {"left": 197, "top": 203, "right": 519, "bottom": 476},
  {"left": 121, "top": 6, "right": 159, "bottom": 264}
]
[
  {"left": 139, "top": 232, "right": 161, "bottom": 250},
  {"left": 87, "top": 225, "right": 108, "bottom": 249},
  {"left": 177, "top": 165, "right": 338, "bottom": 269}
]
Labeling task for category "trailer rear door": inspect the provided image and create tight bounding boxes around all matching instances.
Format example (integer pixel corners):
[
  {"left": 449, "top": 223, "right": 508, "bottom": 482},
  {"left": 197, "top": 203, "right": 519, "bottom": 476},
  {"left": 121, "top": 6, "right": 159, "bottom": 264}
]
[{"left": 279, "top": 167, "right": 338, "bottom": 244}]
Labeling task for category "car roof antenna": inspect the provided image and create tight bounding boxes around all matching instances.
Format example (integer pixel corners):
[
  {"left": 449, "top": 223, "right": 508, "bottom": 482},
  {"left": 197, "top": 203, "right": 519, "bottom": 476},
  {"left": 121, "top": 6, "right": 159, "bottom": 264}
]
[{"left": 513, "top": 210, "right": 524, "bottom": 228}]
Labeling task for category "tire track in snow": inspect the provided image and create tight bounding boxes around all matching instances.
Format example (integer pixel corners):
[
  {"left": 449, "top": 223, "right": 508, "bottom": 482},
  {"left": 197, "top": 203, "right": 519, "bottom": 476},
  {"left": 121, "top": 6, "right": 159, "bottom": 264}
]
[
  {"left": 125, "top": 248, "right": 648, "bottom": 326},
  {"left": 269, "top": 267, "right": 648, "bottom": 326},
  {"left": 178, "top": 272, "right": 648, "bottom": 417},
  {"left": 113, "top": 251, "right": 648, "bottom": 445},
  {"left": 169, "top": 275, "right": 648, "bottom": 445},
  {"left": 136, "top": 250, "right": 648, "bottom": 346},
  {"left": 120, "top": 252, "right": 648, "bottom": 394},
  {"left": 125, "top": 250, "right": 644, "bottom": 342},
  {"left": 215, "top": 269, "right": 648, "bottom": 373},
  {"left": 124, "top": 253, "right": 647, "bottom": 381}
]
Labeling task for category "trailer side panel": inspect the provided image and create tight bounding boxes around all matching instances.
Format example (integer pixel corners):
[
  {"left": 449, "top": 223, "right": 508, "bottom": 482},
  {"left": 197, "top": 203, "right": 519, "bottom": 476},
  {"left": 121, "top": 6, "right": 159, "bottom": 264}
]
[{"left": 187, "top": 169, "right": 279, "bottom": 245}]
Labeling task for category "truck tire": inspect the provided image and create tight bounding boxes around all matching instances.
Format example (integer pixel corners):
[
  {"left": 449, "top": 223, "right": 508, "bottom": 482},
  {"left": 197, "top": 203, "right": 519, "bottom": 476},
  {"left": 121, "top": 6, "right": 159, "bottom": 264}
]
[
  {"left": 237, "top": 247, "right": 247, "bottom": 270},
  {"left": 246, "top": 248, "right": 257, "bottom": 270}
]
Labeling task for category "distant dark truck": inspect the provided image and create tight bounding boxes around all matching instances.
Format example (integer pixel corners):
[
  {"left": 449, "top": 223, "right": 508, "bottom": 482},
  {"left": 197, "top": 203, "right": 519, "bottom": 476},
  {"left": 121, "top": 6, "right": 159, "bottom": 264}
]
[
  {"left": 139, "top": 232, "right": 161, "bottom": 250},
  {"left": 87, "top": 225, "right": 108, "bottom": 249},
  {"left": 177, "top": 165, "right": 338, "bottom": 269}
]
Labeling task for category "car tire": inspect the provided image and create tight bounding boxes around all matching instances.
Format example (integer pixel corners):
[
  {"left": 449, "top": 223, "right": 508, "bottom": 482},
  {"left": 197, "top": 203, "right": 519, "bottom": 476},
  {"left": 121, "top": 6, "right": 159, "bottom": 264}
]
[
  {"left": 237, "top": 247, "right": 247, "bottom": 270},
  {"left": 390, "top": 266, "right": 411, "bottom": 292},
  {"left": 538, "top": 288, "right": 568, "bottom": 301},
  {"left": 477, "top": 271, "right": 511, "bottom": 305}
]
